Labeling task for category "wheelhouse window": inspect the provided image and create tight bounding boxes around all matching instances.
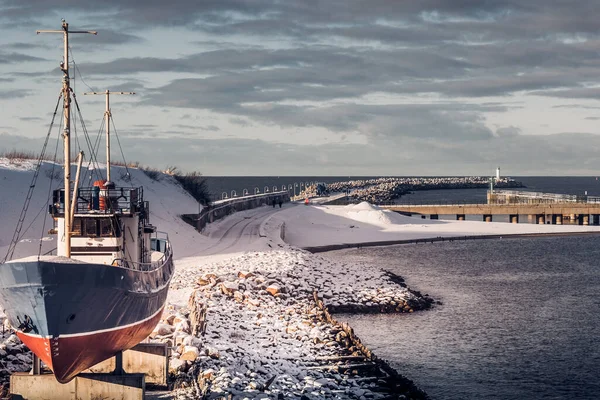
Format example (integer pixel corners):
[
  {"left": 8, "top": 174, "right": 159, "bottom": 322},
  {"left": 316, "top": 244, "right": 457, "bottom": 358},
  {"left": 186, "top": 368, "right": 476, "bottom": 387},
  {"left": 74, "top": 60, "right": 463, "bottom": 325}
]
[{"left": 72, "top": 217, "right": 120, "bottom": 237}]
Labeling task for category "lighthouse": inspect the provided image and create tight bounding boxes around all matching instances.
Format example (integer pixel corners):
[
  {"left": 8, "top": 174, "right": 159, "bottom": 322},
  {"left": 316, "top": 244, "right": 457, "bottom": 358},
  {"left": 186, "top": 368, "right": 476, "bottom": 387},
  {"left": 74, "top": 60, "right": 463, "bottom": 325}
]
[{"left": 496, "top": 167, "right": 501, "bottom": 180}]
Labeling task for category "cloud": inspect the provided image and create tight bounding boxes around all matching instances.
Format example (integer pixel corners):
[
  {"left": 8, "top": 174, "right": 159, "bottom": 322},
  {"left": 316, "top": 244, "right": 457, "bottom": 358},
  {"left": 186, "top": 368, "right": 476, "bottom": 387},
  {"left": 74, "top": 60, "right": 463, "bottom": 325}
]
[{"left": 496, "top": 126, "right": 521, "bottom": 137}]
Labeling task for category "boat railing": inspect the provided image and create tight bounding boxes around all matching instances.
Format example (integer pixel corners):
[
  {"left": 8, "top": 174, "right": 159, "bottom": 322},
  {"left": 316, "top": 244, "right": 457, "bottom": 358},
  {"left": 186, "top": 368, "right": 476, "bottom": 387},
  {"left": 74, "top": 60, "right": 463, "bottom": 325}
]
[
  {"left": 50, "top": 186, "right": 145, "bottom": 216},
  {"left": 112, "top": 231, "right": 172, "bottom": 272}
]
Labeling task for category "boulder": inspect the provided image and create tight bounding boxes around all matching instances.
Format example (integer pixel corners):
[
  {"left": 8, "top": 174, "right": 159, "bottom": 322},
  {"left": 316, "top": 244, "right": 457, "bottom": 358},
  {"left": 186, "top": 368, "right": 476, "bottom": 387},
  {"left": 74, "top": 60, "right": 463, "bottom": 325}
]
[
  {"left": 153, "top": 323, "right": 174, "bottom": 336},
  {"left": 266, "top": 285, "right": 281, "bottom": 296},
  {"left": 238, "top": 271, "right": 254, "bottom": 279},
  {"left": 180, "top": 346, "right": 200, "bottom": 361},
  {"left": 169, "top": 358, "right": 187, "bottom": 374},
  {"left": 219, "top": 281, "right": 239, "bottom": 296}
]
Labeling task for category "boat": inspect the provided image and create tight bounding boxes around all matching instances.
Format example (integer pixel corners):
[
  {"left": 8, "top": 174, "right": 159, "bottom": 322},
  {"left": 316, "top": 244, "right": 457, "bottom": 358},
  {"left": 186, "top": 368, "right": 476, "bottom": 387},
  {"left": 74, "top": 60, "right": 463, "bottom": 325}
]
[{"left": 0, "top": 20, "right": 174, "bottom": 384}]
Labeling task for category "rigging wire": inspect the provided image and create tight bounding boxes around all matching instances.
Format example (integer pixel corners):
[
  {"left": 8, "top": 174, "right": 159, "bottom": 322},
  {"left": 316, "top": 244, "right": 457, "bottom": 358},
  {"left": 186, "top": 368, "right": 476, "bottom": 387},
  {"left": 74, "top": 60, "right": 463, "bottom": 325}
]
[
  {"left": 38, "top": 117, "right": 63, "bottom": 259},
  {"left": 2, "top": 93, "right": 63, "bottom": 263},
  {"left": 82, "top": 111, "right": 106, "bottom": 184},
  {"left": 110, "top": 113, "right": 132, "bottom": 181},
  {"left": 69, "top": 47, "right": 95, "bottom": 93},
  {"left": 72, "top": 92, "right": 104, "bottom": 183}
]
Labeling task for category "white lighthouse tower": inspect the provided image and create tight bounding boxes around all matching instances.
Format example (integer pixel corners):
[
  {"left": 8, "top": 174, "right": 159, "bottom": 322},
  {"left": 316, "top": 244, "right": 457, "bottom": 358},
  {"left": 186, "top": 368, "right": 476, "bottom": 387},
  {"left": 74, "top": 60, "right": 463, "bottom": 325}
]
[{"left": 496, "top": 167, "right": 501, "bottom": 180}]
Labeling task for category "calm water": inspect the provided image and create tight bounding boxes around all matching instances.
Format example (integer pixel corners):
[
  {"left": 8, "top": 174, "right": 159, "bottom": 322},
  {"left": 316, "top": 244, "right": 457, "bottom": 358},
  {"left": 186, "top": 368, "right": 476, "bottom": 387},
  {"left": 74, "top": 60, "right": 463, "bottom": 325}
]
[{"left": 328, "top": 237, "right": 600, "bottom": 399}]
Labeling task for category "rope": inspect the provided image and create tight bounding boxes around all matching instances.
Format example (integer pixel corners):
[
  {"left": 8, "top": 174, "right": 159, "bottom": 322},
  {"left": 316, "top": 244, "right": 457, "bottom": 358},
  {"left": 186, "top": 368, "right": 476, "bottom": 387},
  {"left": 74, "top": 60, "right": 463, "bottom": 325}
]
[{"left": 2, "top": 93, "right": 63, "bottom": 263}]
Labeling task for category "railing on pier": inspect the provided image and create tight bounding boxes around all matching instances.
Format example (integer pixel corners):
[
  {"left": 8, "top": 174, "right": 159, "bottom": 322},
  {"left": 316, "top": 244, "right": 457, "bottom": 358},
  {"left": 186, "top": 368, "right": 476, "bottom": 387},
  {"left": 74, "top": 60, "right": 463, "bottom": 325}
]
[{"left": 489, "top": 190, "right": 600, "bottom": 204}]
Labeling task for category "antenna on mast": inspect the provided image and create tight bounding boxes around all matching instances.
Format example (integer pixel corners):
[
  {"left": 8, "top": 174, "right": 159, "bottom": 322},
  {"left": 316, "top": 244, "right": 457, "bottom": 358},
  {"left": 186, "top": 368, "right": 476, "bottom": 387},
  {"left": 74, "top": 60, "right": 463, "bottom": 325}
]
[
  {"left": 37, "top": 20, "right": 96, "bottom": 258},
  {"left": 84, "top": 91, "right": 135, "bottom": 181}
]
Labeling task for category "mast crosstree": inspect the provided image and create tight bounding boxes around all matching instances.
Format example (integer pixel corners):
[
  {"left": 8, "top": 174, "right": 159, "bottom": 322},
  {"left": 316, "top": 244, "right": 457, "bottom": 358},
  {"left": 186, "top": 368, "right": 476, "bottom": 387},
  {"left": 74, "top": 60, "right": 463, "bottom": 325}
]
[
  {"left": 37, "top": 19, "right": 97, "bottom": 258},
  {"left": 84, "top": 90, "right": 135, "bottom": 182}
]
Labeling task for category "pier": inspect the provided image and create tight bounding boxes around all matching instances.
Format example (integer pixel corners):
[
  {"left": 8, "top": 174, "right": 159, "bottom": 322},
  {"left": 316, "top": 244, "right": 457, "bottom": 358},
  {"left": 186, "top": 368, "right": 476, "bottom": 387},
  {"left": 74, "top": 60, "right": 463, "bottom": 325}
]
[{"left": 384, "top": 190, "right": 600, "bottom": 224}]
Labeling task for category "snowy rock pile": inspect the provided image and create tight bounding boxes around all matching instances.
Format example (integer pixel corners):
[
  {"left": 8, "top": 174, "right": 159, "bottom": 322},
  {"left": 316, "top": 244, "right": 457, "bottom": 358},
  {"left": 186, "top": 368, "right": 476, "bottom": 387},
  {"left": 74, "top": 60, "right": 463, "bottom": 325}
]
[
  {"left": 0, "top": 317, "right": 32, "bottom": 386},
  {"left": 323, "top": 177, "right": 524, "bottom": 204},
  {"left": 158, "top": 248, "right": 432, "bottom": 399}
]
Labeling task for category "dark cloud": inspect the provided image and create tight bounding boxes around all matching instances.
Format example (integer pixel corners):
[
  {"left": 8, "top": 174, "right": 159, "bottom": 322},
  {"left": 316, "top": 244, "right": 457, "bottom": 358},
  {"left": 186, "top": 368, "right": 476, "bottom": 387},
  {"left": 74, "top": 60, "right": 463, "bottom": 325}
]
[
  {"left": 496, "top": 126, "right": 521, "bottom": 137},
  {"left": 0, "top": 89, "right": 32, "bottom": 99},
  {"left": 0, "top": 51, "right": 46, "bottom": 64}
]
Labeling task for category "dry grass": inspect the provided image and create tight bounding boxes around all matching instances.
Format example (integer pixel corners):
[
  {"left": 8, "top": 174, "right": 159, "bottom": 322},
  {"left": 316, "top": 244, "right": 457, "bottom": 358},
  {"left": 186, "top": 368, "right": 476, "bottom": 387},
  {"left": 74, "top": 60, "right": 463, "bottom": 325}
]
[{"left": 0, "top": 149, "right": 54, "bottom": 162}]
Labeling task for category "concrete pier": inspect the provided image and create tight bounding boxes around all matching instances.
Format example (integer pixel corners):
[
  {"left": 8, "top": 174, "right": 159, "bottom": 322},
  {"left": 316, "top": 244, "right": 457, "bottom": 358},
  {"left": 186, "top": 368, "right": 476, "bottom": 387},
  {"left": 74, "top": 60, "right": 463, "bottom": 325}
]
[
  {"left": 510, "top": 214, "right": 519, "bottom": 224},
  {"left": 537, "top": 214, "right": 545, "bottom": 224},
  {"left": 583, "top": 215, "right": 589, "bottom": 225},
  {"left": 456, "top": 214, "right": 465, "bottom": 221},
  {"left": 483, "top": 214, "right": 492, "bottom": 222},
  {"left": 553, "top": 214, "right": 563, "bottom": 225}
]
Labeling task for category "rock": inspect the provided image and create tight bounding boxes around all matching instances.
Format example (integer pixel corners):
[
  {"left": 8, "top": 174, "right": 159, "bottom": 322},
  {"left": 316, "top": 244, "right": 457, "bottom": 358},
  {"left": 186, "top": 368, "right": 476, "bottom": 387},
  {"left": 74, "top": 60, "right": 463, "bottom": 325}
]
[
  {"left": 201, "top": 368, "right": 215, "bottom": 380},
  {"left": 180, "top": 346, "right": 200, "bottom": 361},
  {"left": 248, "top": 381, "right": 265, "bottom": 390},
  {"left": 169, "top": 358, "right": 187, "bottom": 374},
  {"left": 207, "top": 347, "right": 220, "bottom": 359},
  {"left": 246, "top": 298, "right": 260, "bottom": 307},
  {"left": 233, "top": 291, "right": 245, "bottom": 302},
  {"left": 219, "top": 281, "right": 239, "bottom": 296},
  {"left": 153, "top": 323, "right": 174, "bottom": 336},
  {"left": 238, "top": 271, "right": 254, "bottom": 279},
  {"left": 266, "top": 284, "right": 281, "bottom": 296},
  {"left": 174, "top": 319, "right": 191, "bottom": 334}
]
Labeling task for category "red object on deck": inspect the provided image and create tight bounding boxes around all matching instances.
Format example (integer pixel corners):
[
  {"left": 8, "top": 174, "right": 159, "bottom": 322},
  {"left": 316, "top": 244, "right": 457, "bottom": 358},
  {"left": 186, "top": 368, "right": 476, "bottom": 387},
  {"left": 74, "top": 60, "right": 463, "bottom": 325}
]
[
  {"left": 16, "top": 306, "right": 163, "bottom": 384},
  {"left": 304, "top": 198, "right": 309, "bottom": 205},
  {"left": 93, "top": 179, "right": 108, "bottom": 210}
]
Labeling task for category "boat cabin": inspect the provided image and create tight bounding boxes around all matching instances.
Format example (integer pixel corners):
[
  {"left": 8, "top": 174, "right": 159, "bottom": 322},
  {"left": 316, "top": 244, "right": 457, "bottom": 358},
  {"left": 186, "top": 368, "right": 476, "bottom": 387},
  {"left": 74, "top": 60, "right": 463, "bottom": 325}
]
[{"left": 49, "top": 181, "right": 163, "bottom": 267}]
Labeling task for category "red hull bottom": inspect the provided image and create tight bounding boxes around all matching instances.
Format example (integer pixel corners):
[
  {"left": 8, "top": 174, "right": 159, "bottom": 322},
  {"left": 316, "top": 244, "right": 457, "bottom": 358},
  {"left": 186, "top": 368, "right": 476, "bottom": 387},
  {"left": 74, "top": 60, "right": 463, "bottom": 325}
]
[{"left": 16, "top": 307, "right": 164, "bottom": 384}]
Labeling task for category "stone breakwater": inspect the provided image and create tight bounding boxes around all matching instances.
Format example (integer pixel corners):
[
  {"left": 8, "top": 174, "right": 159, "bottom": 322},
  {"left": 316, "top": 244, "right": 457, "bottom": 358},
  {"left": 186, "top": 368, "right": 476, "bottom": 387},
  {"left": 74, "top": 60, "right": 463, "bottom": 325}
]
[
  {"left": 299, "top": 177, "right": 523, "bottom": 204},
  {"left": 157, "top": 247, "right": 433, "bottom": 399},
  {"left": 0, "top": 248, "right": 434, "bottom": 399}
]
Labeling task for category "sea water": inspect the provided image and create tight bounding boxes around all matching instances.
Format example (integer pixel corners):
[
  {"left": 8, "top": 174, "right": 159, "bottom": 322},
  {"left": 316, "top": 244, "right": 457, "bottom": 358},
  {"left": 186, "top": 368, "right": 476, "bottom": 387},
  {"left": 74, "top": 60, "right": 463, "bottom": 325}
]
[{"left": 327, "top": 236, "right": 600, "bottom": 399}]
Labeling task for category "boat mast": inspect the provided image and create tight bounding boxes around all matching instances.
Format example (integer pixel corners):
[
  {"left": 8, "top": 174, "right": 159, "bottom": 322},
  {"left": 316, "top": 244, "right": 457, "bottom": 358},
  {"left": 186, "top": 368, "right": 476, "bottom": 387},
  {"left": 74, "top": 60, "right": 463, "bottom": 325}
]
[
  {"left": 84, "top": 91, "right": 135, "bottom": 182},
  {"left": 37, "top": 20, "right": 96, "bottom": 258}
]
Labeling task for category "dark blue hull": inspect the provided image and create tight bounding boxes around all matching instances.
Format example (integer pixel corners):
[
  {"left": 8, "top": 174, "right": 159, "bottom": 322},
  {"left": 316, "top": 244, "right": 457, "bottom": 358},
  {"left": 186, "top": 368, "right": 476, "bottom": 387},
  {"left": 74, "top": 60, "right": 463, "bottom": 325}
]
[{"left": 0, "top": 256, "right": 173, "bottom": 382}]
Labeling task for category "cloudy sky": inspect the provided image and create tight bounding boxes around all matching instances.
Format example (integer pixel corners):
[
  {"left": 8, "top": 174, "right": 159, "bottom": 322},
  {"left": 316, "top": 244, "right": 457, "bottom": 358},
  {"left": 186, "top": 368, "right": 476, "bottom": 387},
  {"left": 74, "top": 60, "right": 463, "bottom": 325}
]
[{"left": 2, "top": 1, "right": 600, "bottom": 175}]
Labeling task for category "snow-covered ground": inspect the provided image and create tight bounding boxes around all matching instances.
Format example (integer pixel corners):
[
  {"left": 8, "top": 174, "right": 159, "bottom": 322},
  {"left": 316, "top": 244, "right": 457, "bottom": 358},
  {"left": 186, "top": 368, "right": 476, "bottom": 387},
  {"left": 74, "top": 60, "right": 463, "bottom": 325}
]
[
  {"left": 2, "top": 159, "right": 599, "bottom": 398},
  {"left": 278, "top": 201, "right": 600, "bottom": 248}
]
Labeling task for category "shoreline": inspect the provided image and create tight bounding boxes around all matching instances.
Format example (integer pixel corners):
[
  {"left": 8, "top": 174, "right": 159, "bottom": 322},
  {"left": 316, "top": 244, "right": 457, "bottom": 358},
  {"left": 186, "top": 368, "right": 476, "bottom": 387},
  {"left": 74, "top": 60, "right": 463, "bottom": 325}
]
[
  {"left": 160, "top": 244, "right": 436, "bottom": 399},
  {"left": 302, "top": 230, "right": 600, "bottom": 253}
]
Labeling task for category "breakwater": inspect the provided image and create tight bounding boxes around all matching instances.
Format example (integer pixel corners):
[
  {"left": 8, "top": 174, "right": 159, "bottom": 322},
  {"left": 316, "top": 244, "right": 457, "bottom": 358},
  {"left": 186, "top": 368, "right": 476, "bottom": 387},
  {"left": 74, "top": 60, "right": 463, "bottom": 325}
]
[{"left": 300, "top": 177, "right": 524, "bottom": 204}]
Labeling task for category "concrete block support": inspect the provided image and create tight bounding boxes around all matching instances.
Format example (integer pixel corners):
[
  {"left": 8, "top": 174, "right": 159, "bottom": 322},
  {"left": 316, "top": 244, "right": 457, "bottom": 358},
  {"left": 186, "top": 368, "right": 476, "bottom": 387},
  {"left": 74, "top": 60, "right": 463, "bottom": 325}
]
[
  {"left": 87, "top": 343, "right": 169, "bottom": 387},
  {"left": 583, "top": 215, "right": 589, "bottom": 225},
  {"left": 10, "top": 373, "right": 145, "bottom": 400},
  {"left": 527, "top": 214, "right": 533, "bottom": 223},
  {"left": 483, "top": 214, "right": 492, "bottom": 222},
  {"left": 554, "top": 214, "right": 563, "bottom": 225},
  {"left": 537, "top": 214, "right": 545, "bottom": 224},
  {"left": 509, "top": 214, "right": 519, "bottom": 224},
  {"left": 456, "top": 214, "right": 465, "bottom": 221}
]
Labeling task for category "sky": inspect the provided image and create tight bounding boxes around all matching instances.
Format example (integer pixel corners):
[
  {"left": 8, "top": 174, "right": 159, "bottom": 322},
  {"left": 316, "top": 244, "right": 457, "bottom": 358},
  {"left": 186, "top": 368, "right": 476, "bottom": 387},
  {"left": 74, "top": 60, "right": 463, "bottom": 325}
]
[{"left": 2, "top": 1, "right": 600, "bottom": 176}]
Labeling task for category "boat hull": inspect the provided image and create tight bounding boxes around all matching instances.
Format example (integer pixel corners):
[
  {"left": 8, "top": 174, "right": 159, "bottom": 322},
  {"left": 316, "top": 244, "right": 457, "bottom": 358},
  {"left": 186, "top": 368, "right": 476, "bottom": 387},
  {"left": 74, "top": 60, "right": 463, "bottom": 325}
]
[{"left": 0, "top": 256, "right": 173, "bottom": 383}]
